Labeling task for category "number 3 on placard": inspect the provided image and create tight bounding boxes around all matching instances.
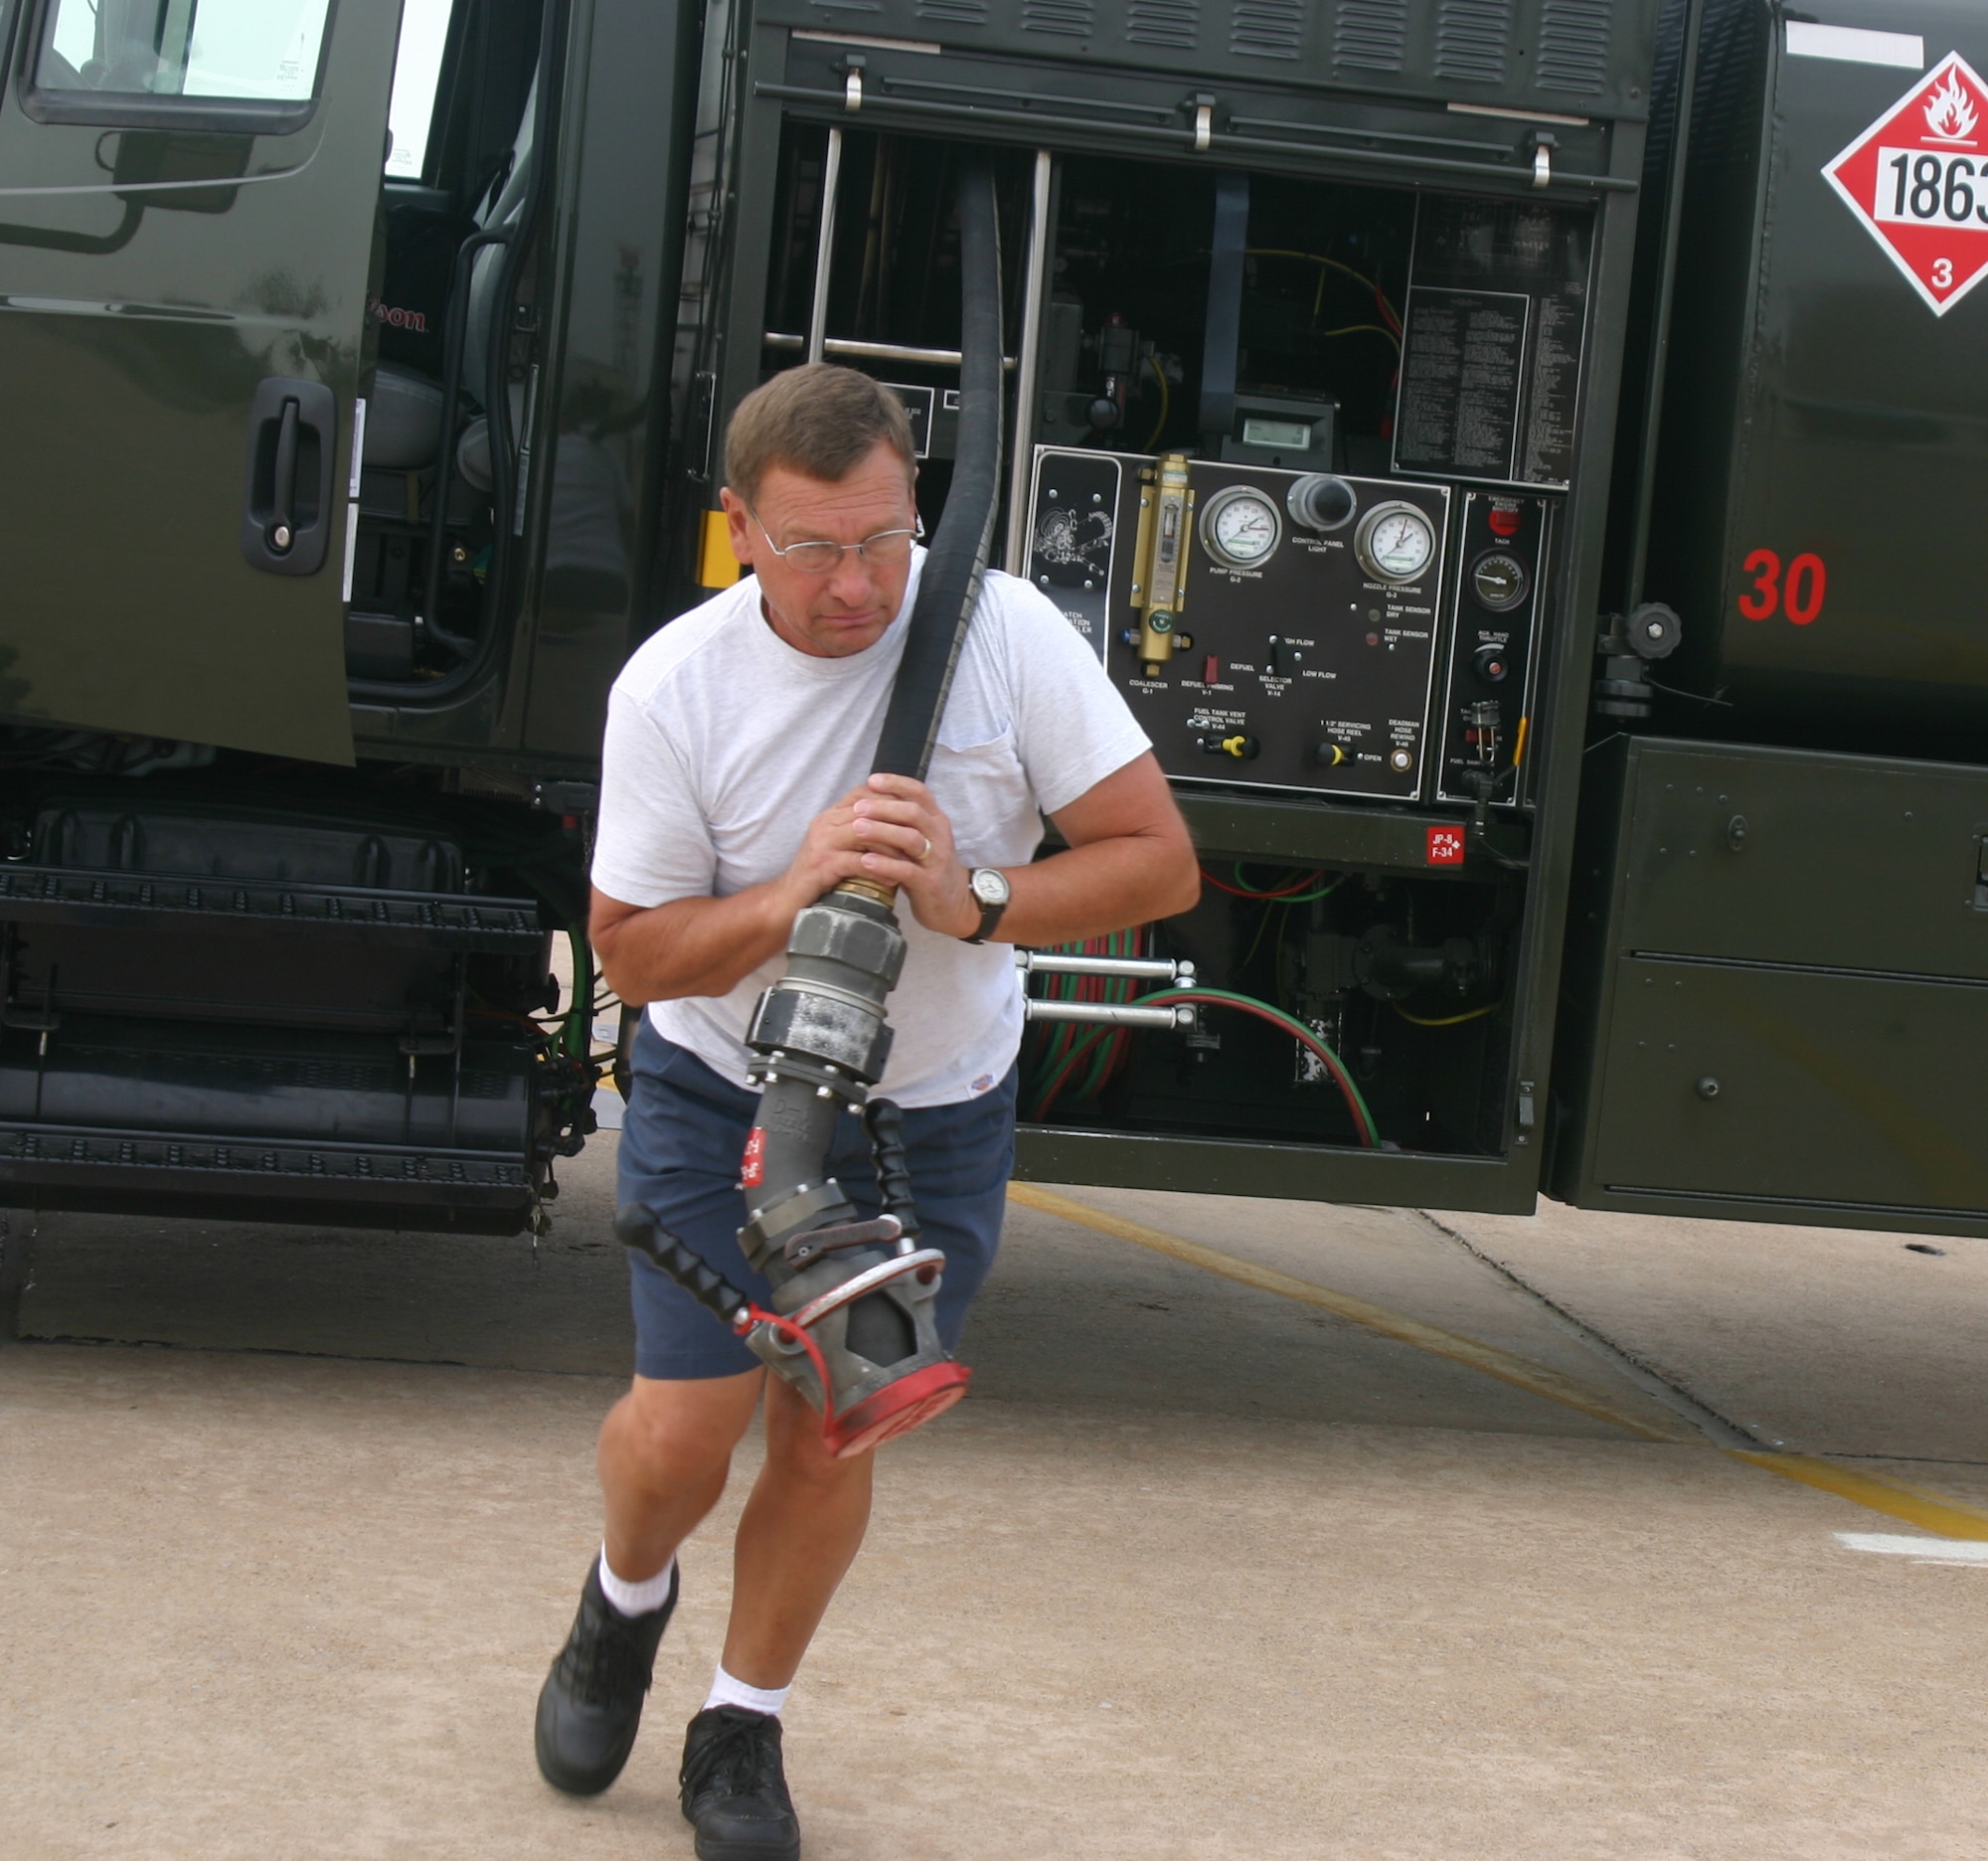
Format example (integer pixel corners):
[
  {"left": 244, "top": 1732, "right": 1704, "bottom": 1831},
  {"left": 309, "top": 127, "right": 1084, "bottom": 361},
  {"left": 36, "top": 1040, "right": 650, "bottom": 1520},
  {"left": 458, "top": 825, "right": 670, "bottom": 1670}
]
[
  {"left": 1737, "top": 548, "right": 1826, "bottom": 624},
  {"left": 1934, "top": 256, "right": 1955, "bottom": 289}
]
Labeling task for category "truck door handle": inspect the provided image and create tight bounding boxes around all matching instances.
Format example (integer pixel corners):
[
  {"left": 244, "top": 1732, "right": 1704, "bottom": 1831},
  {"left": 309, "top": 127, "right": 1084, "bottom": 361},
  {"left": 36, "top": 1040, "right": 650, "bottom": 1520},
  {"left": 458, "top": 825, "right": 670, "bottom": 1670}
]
[
  {"left": 269, "top": 397, "right": 300, "bottom": 552},
  {"left": 242, "top": 376, "right": 337, "bottom": 577}
]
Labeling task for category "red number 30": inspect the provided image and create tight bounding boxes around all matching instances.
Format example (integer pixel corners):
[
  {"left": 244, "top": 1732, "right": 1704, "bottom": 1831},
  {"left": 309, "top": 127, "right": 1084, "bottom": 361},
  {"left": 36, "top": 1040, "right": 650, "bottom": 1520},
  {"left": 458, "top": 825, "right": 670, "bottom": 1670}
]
[{"left": 1737, "top": 549, "right": 1826, "bottom": 625}]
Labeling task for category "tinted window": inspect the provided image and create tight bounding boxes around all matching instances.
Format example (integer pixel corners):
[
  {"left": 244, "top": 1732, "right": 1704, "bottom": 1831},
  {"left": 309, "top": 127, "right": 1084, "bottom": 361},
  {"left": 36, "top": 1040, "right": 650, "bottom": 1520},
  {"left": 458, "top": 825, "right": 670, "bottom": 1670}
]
[
  {"left": 39, "top": 0, "right": 331, "bottom": 101},
  {"left": 386, "top": 0, "right": 454, "bottom": 179}
]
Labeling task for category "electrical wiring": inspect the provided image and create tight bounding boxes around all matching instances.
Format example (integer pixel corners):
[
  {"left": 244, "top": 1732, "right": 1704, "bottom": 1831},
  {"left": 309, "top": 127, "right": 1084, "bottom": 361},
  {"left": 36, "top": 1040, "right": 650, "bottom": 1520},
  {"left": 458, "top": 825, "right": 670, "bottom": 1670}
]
[
  {"left": 1394, "top": 1001, "right": 1498, "bottom": 1027},
  {"left": 1022, "top": 925, "right": 1150, "bottom": 1117},
  {"left": 1142, "top": 353, "right": 1171, "bottom": 449},
  {"left": 1243, "top": 248, "right": 1405, "bottom": 337},
  {"left": 1136, "top": 987, "right": 1378, "bottom": 1146},
  {"left": 1314, "top": 321, "right": 1401, "bottom": 353},
  {"left": 1024, "top": 962, "right": 1379, "bottom": 1144},
  {"left": 1203, "top": 863, "right": 1345, "bottom": 905},
  {"left": 1201, "top": 862, "right": 1328, "bottom": 899}
]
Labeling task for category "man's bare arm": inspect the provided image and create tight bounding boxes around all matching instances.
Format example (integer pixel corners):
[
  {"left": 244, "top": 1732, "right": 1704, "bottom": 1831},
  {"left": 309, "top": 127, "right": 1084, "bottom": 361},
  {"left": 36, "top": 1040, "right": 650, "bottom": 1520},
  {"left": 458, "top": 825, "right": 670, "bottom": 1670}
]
[
  {"left": 596, "top": 753, "right": 1199, "bottom": 1002},
  {"left": 592, "top": 786, "right": 879, "bottom": 1004}
]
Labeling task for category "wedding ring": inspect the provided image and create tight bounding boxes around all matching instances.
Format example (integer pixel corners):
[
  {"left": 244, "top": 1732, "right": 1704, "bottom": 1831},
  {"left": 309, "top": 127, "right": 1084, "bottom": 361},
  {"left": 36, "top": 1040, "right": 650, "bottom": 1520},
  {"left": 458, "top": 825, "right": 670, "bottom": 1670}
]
[{"left": 917, "top": 835, "right": 933, "bottom": 863}]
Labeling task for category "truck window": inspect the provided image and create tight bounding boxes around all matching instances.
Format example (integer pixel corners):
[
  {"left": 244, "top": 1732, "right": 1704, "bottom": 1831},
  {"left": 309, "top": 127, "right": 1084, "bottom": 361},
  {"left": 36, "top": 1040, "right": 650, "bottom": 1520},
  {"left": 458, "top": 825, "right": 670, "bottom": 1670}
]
[
  {"left": 386, "top": 0, "right": 454, "bottom": 181},
  {"left": 37, "top": 0, "right": 331, "bottom": 102}
]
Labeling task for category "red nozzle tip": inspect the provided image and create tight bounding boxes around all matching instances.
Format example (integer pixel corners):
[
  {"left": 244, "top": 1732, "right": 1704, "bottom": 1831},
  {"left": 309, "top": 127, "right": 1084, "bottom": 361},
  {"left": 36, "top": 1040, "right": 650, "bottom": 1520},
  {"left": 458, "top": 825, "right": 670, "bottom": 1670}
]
[{"left": 823, "top": 1361, "right": 972, "bottom": 1458}]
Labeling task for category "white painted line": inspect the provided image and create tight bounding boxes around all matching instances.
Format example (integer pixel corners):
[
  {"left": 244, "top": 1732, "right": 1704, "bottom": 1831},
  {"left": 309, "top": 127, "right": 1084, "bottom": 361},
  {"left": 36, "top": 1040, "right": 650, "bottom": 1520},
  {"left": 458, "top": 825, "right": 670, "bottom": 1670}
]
[
  {"left": 1786, "top": 22, "right": 1922, "bottom": 70},
  {"left": 1837, "top": 1531, "right": 1988, "bottom": 1564}
]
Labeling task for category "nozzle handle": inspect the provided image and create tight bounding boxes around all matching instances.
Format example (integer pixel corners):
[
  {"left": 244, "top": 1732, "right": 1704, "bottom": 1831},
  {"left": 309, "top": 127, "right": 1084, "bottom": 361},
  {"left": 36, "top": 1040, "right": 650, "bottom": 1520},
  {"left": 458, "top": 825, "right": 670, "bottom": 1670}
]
[
  {"left": 615, "top": 1204, "right": 752, "bottom": 1327},
  {"left": 862, "top": 1098, "right": 922, "bottom": 1242}
]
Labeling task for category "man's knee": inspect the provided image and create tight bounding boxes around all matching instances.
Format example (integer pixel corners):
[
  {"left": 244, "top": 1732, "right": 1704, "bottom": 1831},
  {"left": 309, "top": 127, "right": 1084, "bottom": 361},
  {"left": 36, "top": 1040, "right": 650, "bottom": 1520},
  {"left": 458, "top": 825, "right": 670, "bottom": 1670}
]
[
  {"left": 605, "top": 1369, "right": 762, "bottom": 1483},
  {"left": 760, "top": 1379, "right": 877, "bottom": 1489}
]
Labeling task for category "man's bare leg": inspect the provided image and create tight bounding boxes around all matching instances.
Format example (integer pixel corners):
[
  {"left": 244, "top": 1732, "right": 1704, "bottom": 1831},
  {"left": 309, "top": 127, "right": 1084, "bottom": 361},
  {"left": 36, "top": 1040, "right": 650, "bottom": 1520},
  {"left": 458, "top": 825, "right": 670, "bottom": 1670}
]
[
  {"left": 597, "top": 1368, "right": 765, "bottom": 1583},
  {"left": 721, "top": 1375, "right": 877, "bottom": 1688}
]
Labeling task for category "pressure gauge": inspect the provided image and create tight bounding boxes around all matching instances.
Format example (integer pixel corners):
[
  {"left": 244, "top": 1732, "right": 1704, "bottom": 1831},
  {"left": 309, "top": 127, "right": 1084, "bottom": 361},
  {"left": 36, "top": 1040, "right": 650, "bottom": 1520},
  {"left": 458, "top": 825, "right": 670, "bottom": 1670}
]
[
  {"left": 1354, "top": 501, "right": 1436, "bottom": 584},
  {"left": 1200, "top": 485, "right": 1282, "bottom": 569},
  {"left": 1471, "top": 551, "right": 1529, "bottom": 611}
]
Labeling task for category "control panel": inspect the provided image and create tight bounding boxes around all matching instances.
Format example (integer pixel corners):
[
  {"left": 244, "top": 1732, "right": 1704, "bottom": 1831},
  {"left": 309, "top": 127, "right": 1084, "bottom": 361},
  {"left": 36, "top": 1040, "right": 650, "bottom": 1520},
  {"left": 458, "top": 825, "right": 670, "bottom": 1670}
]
[
  {"left": 1434, "top": 491, "right": 1552, "bottom": 806},
  {"left": 1025, "top": 447, "right": 1452, "bottom": 801}
]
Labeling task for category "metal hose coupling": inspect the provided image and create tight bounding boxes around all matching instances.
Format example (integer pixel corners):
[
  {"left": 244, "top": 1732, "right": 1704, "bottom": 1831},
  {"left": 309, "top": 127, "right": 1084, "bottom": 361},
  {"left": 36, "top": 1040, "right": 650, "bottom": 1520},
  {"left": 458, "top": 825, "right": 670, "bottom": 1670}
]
[{"left": 734, "top": 887, "right": 971, "bottom": 1456}]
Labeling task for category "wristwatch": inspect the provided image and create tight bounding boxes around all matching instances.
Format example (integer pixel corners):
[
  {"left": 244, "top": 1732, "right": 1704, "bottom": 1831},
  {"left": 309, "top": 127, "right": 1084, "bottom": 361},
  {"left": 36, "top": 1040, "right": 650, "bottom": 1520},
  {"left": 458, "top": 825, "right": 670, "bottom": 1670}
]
[{"left": 962, "top": 867, "right": 1012, "bottom": 945}]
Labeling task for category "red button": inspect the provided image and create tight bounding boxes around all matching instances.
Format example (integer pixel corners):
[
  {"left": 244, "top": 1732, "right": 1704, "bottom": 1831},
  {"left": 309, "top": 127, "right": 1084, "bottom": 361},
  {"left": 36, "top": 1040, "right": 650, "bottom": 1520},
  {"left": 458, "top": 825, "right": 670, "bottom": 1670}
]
[
  {"left": 1204, "top": 655, "right": 1220, "bottom": 684},
  {"left": 1488, "top": 502, "right": 1523, "bottom": 538}
]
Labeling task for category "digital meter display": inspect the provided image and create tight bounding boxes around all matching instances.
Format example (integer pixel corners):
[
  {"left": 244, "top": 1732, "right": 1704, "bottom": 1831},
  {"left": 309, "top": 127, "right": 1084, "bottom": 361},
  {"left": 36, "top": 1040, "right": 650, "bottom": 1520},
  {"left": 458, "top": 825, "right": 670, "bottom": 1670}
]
[
  {"left": 1200, "top": 486, "right": 1282, "bottom": 568},
  {"left": 1241, "top": 417, "right": 1312, "bottom": 449},
  {"left": 1354, "top": 502, "right": 1436, "bottom": 584}
]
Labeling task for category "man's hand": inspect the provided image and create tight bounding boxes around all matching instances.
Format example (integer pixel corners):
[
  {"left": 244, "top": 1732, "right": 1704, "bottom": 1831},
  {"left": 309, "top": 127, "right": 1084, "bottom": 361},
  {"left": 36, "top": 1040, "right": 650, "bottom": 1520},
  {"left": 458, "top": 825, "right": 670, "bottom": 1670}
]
[
  {"left": 762, "top": 774, "right": 974, "bottom": 937},
  {"left": 845, "top": 774, "right": 978, "bottom": 937}
]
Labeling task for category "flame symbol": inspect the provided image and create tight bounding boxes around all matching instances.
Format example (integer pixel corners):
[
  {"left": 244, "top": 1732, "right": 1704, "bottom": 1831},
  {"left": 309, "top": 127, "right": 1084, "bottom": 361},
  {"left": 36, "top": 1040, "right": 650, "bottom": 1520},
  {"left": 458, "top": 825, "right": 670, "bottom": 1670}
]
[{"left": 1924, "top": 70, "right": 1978, "bottom": 142}]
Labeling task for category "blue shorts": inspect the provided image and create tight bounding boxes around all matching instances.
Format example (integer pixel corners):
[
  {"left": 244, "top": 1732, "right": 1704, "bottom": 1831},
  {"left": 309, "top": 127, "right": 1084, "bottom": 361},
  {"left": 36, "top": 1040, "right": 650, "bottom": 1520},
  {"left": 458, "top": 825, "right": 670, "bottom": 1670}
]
[{"left": 617, "top": 1023, "right": 1018, "bottom": 1381}]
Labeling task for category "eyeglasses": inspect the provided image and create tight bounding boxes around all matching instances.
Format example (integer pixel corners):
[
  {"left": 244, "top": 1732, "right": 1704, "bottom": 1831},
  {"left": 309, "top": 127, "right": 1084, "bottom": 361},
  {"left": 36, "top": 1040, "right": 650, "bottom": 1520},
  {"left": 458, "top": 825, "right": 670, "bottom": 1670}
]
[{"left": 745, "top": 505, "right": 923, "bottom": 575}]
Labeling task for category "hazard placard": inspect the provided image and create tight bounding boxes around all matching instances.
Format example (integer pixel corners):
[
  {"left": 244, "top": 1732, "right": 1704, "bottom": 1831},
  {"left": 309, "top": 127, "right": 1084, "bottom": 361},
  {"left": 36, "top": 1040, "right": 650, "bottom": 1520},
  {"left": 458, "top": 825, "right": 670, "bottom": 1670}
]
[{"left": 1823, "top": 51, "right": 1988, "bottom": 315}]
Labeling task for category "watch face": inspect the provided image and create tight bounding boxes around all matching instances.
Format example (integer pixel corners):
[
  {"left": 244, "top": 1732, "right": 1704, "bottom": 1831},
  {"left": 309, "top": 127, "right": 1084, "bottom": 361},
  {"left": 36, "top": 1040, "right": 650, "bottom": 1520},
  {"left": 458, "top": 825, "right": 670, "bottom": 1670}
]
[{"left": 971, "top": 868, "right": 1010, "bottom": 907}]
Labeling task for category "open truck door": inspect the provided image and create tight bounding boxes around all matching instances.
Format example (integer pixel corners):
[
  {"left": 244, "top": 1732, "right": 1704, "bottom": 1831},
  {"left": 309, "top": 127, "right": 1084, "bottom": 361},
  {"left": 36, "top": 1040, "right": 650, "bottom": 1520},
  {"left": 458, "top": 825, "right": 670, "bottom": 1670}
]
[{"left": 0, "top": 0, "right": 405, "bottom": 765}]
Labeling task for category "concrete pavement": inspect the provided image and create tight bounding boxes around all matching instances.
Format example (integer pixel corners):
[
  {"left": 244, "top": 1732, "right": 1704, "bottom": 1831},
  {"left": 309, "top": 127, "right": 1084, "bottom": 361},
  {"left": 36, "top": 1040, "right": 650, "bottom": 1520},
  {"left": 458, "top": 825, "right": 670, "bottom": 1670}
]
[{"left": 3, "top": 1142, "right": 1986, "bottom": 1859}]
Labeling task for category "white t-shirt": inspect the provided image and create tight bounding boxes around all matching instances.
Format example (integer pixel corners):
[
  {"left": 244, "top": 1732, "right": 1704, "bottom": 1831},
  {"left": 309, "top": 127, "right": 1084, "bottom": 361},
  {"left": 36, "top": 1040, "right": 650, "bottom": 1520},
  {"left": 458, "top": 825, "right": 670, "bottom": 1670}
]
[{"left": 591, "top": 549, "right": 1152, "bottom": 1107}]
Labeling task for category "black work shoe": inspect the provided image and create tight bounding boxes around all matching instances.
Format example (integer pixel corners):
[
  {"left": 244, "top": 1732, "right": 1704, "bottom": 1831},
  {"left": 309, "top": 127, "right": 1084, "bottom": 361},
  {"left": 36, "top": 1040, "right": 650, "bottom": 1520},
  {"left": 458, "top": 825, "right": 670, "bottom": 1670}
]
[
  {"left": 680, "top": 1706, "right": 802, "bottom": 1861},
  {"left": 534, "top": 1556, "right": 679, "bottom": 1795}
]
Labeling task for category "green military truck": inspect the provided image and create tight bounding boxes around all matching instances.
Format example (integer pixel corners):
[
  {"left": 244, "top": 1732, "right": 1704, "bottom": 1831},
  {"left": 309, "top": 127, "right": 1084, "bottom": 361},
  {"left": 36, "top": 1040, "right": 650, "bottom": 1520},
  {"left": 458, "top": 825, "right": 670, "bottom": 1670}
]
[{"left": 1, "top": 0, "right": 1983, "bottom": 1303}]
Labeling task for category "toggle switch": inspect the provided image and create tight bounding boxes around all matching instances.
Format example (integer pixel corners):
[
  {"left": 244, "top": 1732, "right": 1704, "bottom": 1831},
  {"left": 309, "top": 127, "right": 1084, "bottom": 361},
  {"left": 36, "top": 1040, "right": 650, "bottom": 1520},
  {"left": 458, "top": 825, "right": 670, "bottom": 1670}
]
[
  {"left": 1203, "top": 654, "right": 1220, "bottom": 685},
  {"left": 1198, "top": 733, "right": 1260, "bottom": 761}
]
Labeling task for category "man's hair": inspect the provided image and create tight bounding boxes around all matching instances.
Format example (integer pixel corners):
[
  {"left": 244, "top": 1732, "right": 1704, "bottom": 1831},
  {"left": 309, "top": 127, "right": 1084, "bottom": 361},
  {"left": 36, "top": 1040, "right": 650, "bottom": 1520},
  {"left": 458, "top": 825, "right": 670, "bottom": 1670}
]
[{"left": 724, "top": 364, "right": 916, "bottom": 507}]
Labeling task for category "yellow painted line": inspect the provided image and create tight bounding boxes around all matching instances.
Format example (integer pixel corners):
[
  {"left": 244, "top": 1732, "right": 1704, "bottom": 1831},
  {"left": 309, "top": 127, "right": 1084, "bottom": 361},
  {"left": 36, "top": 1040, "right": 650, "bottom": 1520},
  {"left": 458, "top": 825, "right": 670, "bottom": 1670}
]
[
  {"left": 1730, "top": 1452, "right": 1988, "bottom": 1540},
  {"left": 1009, "top": 1182, "right": 1988, "bottom": 1541},
  {"left": 1006, "top": 1182, "right": 1693, "bottom": 1443}
]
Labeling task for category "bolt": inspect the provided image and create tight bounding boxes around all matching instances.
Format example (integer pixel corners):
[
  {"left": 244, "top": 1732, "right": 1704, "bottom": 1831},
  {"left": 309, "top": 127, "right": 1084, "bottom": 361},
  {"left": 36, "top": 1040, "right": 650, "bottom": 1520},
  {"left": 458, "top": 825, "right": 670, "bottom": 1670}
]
[{"left": 271, "top": 524, "right": 292, "bottom": 551}]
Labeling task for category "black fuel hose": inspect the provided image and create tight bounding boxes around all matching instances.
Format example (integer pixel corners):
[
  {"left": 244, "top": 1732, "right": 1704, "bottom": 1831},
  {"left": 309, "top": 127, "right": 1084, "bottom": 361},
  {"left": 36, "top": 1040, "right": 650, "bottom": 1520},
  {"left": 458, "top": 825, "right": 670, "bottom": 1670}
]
[{"left": 868, "top": 156, "right": 1004, "bottom": 781}]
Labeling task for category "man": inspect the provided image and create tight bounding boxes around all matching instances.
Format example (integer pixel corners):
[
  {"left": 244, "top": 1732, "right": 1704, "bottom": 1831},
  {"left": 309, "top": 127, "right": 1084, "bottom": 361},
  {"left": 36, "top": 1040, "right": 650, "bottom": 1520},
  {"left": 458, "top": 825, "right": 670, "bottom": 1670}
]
[{"left": 535, "top": 365, "right": 1198, "bottom": 1860}]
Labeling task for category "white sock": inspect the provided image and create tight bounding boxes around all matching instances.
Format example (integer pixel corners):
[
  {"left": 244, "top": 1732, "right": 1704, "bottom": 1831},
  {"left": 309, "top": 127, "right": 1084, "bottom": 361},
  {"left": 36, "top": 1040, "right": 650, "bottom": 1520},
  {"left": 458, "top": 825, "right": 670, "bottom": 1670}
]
[
  {"left": 703, "top": 1663, "right": 791, "bottom": 1719},
  {"left": 597, "top": 1545, "right": 677, "bottom": 1617}
]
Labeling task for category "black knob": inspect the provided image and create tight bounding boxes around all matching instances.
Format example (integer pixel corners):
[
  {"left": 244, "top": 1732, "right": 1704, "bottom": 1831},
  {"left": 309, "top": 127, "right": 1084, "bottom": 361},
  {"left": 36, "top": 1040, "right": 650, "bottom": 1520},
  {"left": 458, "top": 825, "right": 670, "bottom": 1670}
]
[{"left": 1473, "top": 643, "right": 1511, "bottom": 684}]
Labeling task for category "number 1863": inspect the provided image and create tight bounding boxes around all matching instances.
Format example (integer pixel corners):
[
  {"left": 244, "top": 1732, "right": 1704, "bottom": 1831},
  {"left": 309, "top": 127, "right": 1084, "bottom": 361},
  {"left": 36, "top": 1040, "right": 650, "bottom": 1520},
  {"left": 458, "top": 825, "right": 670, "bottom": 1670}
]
[{"left": 1879, "top": 147, "right": 1988, "bottom": 228}]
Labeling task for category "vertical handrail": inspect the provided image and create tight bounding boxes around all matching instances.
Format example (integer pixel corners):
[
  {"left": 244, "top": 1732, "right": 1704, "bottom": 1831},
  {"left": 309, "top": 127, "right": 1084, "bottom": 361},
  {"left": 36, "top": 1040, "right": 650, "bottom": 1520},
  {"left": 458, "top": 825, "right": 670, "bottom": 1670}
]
[{"left": 806, "top": 127, "right": 844, "bottom": 364}]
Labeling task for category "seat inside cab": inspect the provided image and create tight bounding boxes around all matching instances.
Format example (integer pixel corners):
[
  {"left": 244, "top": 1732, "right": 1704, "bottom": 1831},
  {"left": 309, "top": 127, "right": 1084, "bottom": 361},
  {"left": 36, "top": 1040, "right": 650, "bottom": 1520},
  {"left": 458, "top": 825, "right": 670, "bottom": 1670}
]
[{"left": 348, "top": 0, "right": 547, "bottom": 683}]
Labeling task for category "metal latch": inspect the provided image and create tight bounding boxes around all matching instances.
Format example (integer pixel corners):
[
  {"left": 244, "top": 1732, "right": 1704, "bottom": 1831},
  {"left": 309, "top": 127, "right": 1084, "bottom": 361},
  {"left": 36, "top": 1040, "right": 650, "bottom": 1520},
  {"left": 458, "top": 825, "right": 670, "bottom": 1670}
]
[
  {"left": 1529, "top": 131, "right": 1557, "bottom": 189},
  {"left": 1186, "top": 91, "right": 1215, "bottom": 152},
  {"left": 841, "top": 53, "right": 865, "bottom": 111}
]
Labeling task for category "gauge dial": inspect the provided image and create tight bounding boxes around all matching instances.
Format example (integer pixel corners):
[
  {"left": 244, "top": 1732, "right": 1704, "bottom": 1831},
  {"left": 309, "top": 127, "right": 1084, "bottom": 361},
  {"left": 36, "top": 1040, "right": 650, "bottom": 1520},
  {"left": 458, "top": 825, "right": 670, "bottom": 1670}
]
[
  {"left": 1200, "top": 486, "right": 1283, "bottom": 569},
  {"left": 1471, "top": 551, "right": 1528, "bottom": 611},
  {"left": 1354, "top": 502, "right": 1435, "bottom": 584}
]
